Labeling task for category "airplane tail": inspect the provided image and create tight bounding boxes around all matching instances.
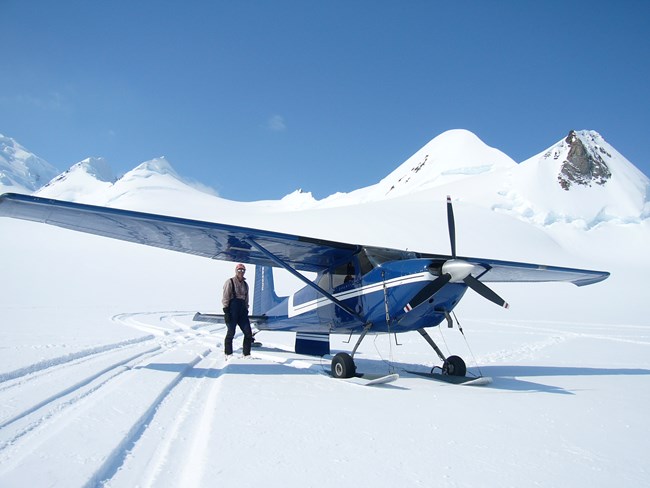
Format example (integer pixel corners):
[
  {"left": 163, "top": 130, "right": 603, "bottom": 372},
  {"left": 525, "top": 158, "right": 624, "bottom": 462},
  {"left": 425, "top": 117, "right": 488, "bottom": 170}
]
[{"left": 253, "top": 265, "right": 283, "bottom": 315}]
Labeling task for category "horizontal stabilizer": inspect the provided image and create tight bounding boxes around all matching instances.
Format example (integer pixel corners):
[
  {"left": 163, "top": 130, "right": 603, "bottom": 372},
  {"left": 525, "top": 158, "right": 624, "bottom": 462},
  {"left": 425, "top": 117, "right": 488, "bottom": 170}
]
[{"left": 193, "top": 312, "right": 268, "bottom": 324}]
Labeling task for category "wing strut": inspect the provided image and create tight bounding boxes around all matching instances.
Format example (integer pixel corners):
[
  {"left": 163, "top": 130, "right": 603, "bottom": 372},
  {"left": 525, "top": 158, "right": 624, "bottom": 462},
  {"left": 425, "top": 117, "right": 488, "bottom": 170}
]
[{"left": 246, "top": 238, "right": 367, "bottom": 325}]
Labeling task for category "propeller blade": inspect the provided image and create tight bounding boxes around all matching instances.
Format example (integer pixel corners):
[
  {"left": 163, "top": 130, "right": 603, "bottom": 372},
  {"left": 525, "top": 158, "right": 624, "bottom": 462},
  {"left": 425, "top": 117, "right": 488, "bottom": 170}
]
[
  {"left": 447, "top": 195, "right": 456, "bottom": 258},
  {"left": 405, "top": 274, "right": 452, "bottom": 312},
  {"left": 463, "top": 274, "right": 509, "bottom": 309}
]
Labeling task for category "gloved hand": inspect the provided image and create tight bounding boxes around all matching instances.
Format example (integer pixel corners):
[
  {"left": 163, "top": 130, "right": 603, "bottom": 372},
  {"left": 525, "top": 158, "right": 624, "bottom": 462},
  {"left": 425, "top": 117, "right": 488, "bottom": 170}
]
[{"left": 223, "top": 307, "right": 231, "bottom": 324}]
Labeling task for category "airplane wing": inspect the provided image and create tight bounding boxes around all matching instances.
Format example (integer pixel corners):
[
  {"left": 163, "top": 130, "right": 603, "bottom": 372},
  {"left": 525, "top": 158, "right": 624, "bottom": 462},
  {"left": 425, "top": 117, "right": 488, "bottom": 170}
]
[
  {"left": 0, "top": 193, "right": 359, "bottom": 273},
  {"left": 452, "top": 255, "right": 609, "bottom": 287},
  {"left": 0, "top": 193, "right": 609, "bottom": 286}
]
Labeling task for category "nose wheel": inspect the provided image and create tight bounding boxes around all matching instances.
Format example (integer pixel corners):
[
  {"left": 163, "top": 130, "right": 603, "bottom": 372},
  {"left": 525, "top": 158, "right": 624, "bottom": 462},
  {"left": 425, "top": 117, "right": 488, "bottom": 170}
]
[
  {"left": 442, "top": 355, "right": 466, "bottom": 376},
  {"left": 418, "top": 328, "right": 467, "bottom": 377}
]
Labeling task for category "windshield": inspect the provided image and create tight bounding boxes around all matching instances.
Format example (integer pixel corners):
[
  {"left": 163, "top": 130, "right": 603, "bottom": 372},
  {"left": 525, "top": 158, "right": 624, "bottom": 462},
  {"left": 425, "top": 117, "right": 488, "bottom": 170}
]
[{"left": 362, "top": 247, "right": 415, "bottom": 268}]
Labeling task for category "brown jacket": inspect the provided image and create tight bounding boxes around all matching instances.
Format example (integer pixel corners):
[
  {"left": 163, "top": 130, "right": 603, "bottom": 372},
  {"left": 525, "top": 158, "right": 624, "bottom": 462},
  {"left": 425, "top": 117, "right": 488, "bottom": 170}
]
[{"left": 222, "top": 277, "right": 249, "bottom": 309}]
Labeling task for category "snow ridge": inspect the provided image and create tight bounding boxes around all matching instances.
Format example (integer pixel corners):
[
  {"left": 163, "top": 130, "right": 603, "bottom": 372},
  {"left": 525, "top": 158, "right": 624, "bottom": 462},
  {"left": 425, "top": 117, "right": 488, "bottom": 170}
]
[
  {"left": 1, "top": 129, "right": 648, "bottom": 227},
  {"left": 0, "top": 133, "right": 59, "bottom": 193}
]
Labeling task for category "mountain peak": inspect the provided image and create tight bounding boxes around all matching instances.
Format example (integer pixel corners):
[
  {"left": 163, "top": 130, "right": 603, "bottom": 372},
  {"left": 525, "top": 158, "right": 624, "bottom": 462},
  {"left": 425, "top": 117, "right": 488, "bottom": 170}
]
[
  {"left": 376, "top": 129, "right": 517, "bottom": 197},
  {"left": 75, "top": 157, "right": 115, "bottom": 183},
  {"left": 36, "top": 156, "right": 116, "bottom": 200},
  {"left": 129, "top": 157, "right": 179, "bottom": 178},
  {"left": 280, "top": 188, "right": 317, "bottom": 208},
  {"left": 0, "top": 133, "right": 59, "bottom": 192},
  {"left": 557, "top": 130, "right": 612, "bottom": 190},
  {"left": 511, "top": 130, "right": 649, "bottom": 226},
  {"left": 115, "top": 156, "right": 218, "bottom": 198}
]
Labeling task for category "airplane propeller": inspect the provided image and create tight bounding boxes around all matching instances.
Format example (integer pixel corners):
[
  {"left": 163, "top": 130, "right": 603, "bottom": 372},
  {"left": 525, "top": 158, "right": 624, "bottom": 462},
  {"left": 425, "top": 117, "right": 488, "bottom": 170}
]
[
  {"left": 406, "top": 273, "right": 452, "bottom": 310},
  {"left": 463, "top": 274, "right": 509, "bottom": 309},
  {"left": 405, "top": 196, "right": 509, "bottom": 311},
  {"left": 447, "top": 194, "right": 457, "bottom": 258}
]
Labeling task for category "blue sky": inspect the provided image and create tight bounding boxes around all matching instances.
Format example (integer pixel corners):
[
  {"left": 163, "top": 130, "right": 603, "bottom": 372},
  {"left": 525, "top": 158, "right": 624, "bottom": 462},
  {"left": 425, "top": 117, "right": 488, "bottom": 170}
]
[{"left": 1, "top": 0, "right": 648, "bottom": 201}]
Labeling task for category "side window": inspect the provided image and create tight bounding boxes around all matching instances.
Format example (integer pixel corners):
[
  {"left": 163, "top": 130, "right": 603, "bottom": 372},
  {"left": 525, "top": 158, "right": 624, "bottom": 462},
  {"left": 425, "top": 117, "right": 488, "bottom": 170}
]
[
  {"left": 317, "top": 272, "right": 330, "bottom": 290},
  {"left": 357, "top": 249, "right": 374, "bottom": 275},
  {"left": 332, "top": 261, "right": 356, "bottom": 289}
]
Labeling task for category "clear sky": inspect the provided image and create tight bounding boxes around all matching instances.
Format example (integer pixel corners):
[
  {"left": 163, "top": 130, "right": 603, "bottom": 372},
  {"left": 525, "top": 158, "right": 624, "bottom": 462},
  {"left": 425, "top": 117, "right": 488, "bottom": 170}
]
[{"left": 1, "top": 0, "right": 648, "bottom": 201}]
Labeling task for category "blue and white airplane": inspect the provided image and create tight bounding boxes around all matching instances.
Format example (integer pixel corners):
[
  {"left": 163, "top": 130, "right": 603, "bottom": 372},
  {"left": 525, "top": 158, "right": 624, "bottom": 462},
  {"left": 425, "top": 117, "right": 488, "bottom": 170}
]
[{"left": 0, "top": 193, "right": 609, "bottom": 379}]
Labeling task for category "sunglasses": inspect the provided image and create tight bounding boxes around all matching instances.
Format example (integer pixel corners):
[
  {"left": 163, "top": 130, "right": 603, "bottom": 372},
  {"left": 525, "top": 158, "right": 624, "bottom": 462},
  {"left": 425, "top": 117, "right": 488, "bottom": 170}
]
[{"left": 236, "top": 269, "right": 246, "bottom": 273}]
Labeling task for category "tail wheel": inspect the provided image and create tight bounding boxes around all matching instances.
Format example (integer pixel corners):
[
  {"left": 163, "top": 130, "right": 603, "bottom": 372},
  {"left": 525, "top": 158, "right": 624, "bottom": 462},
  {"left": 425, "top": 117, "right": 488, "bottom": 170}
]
[
  {"left": 331, "top": 352, "right": 356, "bottom": 379},
  {"left": 443, "top": 355, "right": 466, "bottom": 377}
]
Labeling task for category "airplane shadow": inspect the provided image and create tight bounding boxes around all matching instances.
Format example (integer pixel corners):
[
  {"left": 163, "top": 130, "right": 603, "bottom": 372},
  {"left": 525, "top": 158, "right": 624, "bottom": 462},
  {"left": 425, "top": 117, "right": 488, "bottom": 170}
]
[
  {"left": 477, "top": 365, "right": 650, "bottom": 394},
  {"left": 143, "top": 361, "right": 321, "bottom": 378},
  {"left": 249, "top": 352, "right": 650, "bottom": 395},
  {"left": 396, "top": 362, "right": 650, "bottom": 395},
  {"left": 142, "top": 355, "right": 650, "bottom": 395}
]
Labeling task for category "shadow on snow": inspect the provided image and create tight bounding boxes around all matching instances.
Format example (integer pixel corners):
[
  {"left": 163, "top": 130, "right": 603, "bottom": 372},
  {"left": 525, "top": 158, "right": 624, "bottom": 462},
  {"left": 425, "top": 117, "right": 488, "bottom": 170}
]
[{"left": 141, "top": 355, "right": 650, "bottom": 396}]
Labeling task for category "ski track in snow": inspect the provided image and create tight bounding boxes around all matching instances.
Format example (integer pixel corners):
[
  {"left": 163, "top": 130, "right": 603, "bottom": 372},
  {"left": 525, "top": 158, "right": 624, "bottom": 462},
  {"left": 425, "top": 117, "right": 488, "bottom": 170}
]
[
  {"left": 0, "top": 312, "right": 229, "bottom": 487},
  {"left": 1, "top": 312, "right": 649, "bottom": 486}
]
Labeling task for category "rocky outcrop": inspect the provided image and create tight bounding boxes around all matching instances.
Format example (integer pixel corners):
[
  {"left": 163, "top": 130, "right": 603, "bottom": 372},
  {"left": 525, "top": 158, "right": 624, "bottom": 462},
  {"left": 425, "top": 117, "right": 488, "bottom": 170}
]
[{"left": 558, "top": 130, "right": 611, "bottom": 190}]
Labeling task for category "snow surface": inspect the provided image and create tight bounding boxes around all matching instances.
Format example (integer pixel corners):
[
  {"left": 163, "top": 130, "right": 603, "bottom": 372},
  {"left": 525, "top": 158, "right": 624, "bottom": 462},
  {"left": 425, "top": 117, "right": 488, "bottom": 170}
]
[{"left": 1, "top": 129, "right": 649, "bottom": 487}]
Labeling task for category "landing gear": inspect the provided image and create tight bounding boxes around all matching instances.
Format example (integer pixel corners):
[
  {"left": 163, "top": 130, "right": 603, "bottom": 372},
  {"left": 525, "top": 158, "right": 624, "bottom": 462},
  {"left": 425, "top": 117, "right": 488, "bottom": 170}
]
[
  {"left": 417, "top": 328, "right": 466, "bottom": 377},
  {"left": 331, "top": 323, "right": 372, "bottom": 378},
  {"left": 331, "top": 352, "right": 356, "bottom": 378},
  {"left": 442, "top": 355, "right": 466, "bottom": 377}
]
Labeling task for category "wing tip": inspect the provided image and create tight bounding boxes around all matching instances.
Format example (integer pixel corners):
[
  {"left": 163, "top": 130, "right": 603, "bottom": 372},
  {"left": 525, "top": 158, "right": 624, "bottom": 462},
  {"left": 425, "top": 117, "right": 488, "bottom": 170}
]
[{"left": 573, "top": 272, "right": 610, "bottom": 287}]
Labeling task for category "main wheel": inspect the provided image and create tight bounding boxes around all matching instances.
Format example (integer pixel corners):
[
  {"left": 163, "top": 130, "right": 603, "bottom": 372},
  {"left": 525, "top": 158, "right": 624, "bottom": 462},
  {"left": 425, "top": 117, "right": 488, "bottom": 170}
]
[
  {"left": 443, "top": 355, "right": 466, "bottom": 377},
  {"left": 331, "top": 352, "right": 356, "bottom": 378}
]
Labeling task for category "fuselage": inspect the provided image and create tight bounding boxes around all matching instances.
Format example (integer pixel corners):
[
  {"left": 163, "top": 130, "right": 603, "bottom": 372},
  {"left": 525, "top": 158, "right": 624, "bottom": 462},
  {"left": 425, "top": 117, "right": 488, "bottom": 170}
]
[{"left": 256, "top": 255, "right": 468, "bottom": 334}]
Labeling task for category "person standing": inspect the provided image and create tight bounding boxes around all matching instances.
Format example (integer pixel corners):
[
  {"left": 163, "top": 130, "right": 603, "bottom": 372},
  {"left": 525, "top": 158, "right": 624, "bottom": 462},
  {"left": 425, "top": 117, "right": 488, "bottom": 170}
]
[{"left": 222, "top": 263, "right": 253, "bottom": 359}]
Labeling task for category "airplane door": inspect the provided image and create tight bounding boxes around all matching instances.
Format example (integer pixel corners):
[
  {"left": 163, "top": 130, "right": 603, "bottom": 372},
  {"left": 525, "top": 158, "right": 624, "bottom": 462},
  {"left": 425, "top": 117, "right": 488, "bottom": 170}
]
[{"left": 331, "top": 259, "right": 361, "bottom": 325}]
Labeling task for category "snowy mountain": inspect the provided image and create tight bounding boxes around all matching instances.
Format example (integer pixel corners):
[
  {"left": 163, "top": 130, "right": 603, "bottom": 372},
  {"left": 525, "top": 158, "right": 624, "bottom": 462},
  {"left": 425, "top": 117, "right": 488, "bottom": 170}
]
[
  {"left": 37, "top": 157, "right": 116, "bottom": 201},
  {"left": 90, "top": 157, "right": 228, "bottom": 218},
  {"left": 2, "top": 129, "right": 648, "bottom": 230},
  {"left": 33, "top": 155, "right": 228, "bottom": 219},
  {"left": 496, "top": 130, "right": 650, "bottom": 227},
  {"left": 0, "top": 133, "right": 59, "bottom": 194},
  {"left": 367, "top": 129, "right": 517, "bottom": 198},
  {"left": 318, "top": 129, "right": 649, "bottom": 229},
  {"left": 320, "top": 129, "right": 517, "bottom": 206}
]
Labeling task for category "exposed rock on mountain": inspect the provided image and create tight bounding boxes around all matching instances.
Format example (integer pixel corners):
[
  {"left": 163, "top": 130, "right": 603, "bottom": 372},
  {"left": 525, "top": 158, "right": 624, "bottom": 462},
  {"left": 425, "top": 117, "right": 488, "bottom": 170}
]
[{"left": 558, "top": 130, "right": 612, "bottom": 190}]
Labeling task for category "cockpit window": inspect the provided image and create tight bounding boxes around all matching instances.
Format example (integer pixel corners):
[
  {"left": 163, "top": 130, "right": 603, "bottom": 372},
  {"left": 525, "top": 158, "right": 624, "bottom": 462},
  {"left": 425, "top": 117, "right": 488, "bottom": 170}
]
[
  {"left": 357, "top": 249, "right": 374, "bottom": 275},
  {"left": 363, "top": 247, "right": 415, "bottom": 267},
  {"left": 325, "top": 248, "right": 416, "bottom": 290},
  {"left": 332, "top": 261, "right": 355, "bottom": 289}
]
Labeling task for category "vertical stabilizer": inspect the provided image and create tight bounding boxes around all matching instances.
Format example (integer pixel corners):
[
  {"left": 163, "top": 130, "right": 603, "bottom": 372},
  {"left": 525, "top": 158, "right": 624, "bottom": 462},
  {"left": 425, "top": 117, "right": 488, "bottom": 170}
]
[{"left": 253, "top": 265, "right": 283, "bottom": 315}]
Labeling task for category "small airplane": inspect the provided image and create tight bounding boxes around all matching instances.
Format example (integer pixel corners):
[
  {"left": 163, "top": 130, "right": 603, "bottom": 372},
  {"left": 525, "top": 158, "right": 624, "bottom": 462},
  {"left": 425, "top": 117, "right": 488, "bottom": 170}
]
[{"left": 0, "top": 192, "right": 609, "bottom": 380}]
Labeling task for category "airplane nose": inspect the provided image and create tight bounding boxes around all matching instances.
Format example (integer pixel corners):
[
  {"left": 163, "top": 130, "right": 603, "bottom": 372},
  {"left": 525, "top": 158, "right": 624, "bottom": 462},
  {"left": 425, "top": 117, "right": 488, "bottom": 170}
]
[{"left": 441, "top": 259, "right": 477, "bottom": 283}]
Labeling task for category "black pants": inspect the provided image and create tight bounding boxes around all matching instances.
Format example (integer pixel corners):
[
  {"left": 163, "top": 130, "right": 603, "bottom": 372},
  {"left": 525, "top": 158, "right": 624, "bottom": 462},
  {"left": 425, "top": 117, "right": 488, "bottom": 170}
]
[{"left": 225, "top": 298, "right": 252, "bottom": 356}]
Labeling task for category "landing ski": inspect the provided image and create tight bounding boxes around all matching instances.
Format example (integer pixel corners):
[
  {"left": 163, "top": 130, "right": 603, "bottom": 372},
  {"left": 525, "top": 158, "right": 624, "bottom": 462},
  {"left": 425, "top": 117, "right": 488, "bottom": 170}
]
[
  {"left": 407, "top": 370, "right": 492, "bottom": 386},
  {"left": 342, "top": 373, "right": 399, "bottom": 386}
]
